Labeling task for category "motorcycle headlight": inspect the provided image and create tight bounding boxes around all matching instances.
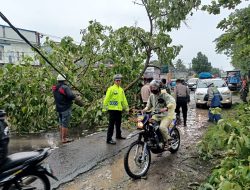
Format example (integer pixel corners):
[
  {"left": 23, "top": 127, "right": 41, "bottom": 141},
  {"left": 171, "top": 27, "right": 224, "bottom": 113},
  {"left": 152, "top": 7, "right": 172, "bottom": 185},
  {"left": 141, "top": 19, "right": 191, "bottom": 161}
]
[
  {"left": 136, "top": 115, "right": 144, "bottom": 129},
  {"left": 137, "top": 115, "right": 144, "bottom": 122},
  {"left": 137, "top": 122, "right": 144, "bottom": 129}
]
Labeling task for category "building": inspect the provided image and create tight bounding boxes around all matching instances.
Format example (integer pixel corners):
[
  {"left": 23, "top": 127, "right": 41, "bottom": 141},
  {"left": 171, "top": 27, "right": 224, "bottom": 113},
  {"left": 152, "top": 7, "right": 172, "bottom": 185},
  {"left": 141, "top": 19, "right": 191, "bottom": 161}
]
[
  {"left": 143, "top": 65, "right": 161, "bottom": 79},
  {"left": 0, "top": 24, "right": 40, "bottom": 65}
]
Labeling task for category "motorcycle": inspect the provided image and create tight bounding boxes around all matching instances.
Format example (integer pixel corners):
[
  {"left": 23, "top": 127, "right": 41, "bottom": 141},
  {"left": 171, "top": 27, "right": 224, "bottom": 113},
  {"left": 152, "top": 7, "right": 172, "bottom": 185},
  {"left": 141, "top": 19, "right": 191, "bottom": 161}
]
[
  {"left": 124, "top": 111, "right": 180, "bottom": 179},
  {"left": 0, "top": 148, "right": 57, "bottom": 190}
]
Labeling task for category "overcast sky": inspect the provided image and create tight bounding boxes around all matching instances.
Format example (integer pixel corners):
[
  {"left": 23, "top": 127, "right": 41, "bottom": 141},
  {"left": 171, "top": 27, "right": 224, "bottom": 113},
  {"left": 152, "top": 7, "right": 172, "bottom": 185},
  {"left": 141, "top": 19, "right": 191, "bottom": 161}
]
[{"left": 0, "top": 0, "right": 249, "bottom": 71}]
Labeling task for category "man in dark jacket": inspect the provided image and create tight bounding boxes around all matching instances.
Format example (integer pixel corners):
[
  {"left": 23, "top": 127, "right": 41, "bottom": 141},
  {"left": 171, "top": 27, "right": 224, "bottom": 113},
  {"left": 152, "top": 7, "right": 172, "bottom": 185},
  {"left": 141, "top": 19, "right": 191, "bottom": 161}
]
[
  {"left": 0, "top": 110, "right": 9, "bottom": 166},
  {"left": 52, "top": 74, "right": 76, "bottom": 143}
]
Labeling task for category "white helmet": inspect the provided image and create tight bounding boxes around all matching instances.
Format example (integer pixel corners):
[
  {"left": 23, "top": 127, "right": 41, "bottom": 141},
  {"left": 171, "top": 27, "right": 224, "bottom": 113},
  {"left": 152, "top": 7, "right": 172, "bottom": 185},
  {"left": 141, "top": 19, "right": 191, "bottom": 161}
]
[
  {"left": 149, "top": 80, "right": 160, "bottom": 88},
  {"left": 57, "top": 74, "right": 66, "bottom": 81}
]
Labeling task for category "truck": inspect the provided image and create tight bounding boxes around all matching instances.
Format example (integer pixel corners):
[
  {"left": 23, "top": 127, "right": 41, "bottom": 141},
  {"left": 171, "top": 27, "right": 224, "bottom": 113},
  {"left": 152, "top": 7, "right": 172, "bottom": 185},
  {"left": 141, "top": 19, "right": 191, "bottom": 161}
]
[{"left": 226, "top": 70, "right": 241, "bottom": 91}]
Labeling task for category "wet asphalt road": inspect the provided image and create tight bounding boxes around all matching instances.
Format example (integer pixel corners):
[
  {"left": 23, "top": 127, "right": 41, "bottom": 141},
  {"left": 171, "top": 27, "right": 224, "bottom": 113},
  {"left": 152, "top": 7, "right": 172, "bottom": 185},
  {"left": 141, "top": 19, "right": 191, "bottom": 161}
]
[{"left": 47, "top": 131, "right": 136, "bottom": 189}]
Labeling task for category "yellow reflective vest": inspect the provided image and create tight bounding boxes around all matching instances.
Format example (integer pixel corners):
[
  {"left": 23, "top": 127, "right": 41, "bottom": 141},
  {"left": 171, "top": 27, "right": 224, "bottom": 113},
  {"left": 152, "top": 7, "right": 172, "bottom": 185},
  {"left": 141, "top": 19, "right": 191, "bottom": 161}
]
[{"left": 103, "top": 84, "right": 129, "bottom": 112}]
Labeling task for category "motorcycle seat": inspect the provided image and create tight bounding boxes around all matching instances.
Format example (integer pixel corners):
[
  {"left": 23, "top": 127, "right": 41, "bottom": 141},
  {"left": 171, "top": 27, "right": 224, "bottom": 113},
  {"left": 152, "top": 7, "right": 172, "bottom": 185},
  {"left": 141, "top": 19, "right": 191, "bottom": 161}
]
[{"left": 0, "top": 151, "right": 40, "bottom": 172}]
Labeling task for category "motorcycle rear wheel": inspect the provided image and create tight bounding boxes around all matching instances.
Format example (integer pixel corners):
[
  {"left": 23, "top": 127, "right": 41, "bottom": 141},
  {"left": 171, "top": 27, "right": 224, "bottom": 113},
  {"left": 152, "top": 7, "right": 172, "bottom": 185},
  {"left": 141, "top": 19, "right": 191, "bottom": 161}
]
[
  {"left": 3, "top": 172, "right": 50, "bottom": 190},
  {"left": 124, "top": 141, "right": 151, "bottom": 179}
]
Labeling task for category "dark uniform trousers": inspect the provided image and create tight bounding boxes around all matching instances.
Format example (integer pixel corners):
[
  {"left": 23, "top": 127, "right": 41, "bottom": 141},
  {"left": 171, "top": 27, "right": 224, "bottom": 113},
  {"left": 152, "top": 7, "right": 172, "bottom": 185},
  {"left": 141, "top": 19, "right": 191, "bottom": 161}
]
[
  {"left": 107, "top": 110, "right": 122, "bottom": 142},
  {"left": 175, "top": 97, "right": 188, "bottom": 125}
]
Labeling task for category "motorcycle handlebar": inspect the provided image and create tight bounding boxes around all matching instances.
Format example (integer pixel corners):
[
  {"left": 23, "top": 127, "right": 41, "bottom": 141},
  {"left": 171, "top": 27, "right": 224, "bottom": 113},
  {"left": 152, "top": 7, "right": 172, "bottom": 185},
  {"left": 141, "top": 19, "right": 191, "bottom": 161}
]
[{"left": 131, "top": 109, "right": 167, "bottom": 116}]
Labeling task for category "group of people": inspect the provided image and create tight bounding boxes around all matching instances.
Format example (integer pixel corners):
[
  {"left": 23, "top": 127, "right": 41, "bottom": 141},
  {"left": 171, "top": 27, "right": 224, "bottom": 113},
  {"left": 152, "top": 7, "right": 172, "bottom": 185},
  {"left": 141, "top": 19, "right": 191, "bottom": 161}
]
[
  {"left": 141, "top": 78, "right": 190, "bottom": 125},
  {"left": 38, "top": 73, "right": 235, "bottom": 146},
  {"left": 52, "top": 73, "right": 130, "bottom": 145},
  {"left": 52, "top": 73, "right": 249, "bottom": 147},
  {"left": 52, "top": 73, "right": 192, "bottom": 145},
  {"left": 0, "top": 73, "right": 248, "bottom": 165}
]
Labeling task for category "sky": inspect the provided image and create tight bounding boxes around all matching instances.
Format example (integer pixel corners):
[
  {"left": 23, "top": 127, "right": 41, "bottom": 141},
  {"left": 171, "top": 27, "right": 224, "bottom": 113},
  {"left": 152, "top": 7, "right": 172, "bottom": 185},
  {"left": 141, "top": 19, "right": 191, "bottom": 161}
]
[{"left": 0, "top": 0, "right": 249, "bottom": 71}]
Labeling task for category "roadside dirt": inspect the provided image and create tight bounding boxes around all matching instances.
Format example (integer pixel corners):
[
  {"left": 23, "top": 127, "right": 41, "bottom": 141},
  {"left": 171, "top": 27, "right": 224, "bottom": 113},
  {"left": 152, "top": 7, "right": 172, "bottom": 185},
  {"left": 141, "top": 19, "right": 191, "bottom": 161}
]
[{"left": 58, "top": 103, "right": 214, "bottom": 190}]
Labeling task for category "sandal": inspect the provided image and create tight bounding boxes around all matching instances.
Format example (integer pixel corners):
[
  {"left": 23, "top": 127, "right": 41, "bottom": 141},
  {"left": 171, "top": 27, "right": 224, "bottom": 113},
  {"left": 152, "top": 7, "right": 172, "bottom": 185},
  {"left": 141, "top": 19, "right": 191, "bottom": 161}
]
[{"left": 62, "top": 138, "right": 74, "bottom": 144}]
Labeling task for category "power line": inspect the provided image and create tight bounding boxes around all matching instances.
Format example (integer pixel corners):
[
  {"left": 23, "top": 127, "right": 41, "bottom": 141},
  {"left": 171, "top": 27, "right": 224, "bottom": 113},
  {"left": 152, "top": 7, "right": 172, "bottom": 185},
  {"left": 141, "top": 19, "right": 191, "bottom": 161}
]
[
  {"left": 0, "top": 11, "right": 84, "bottom": 97},
  {"left": 40, "top": 33, "right": 81, "bottom": 45}
]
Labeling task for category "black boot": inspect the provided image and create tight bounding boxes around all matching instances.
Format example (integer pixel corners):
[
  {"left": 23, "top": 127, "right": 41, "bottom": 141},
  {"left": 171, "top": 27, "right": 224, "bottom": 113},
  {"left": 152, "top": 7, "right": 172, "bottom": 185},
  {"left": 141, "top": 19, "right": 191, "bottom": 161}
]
[{"left": 183, "top": 118, "right": 187, "bottom": 127}]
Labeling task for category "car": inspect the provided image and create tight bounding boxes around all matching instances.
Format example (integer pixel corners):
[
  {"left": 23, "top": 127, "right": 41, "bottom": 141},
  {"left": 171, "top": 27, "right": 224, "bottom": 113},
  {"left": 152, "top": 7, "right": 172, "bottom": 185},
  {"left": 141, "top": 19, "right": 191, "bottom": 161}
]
[
  {"left": 170, "top": 79, "right": 176, "bottom": 90},
  {"left": 194, "top": 78, "right": 232, "bottom": 108},
  {"left": 187, "top": 78, "right": 198, "bottom": 91}
]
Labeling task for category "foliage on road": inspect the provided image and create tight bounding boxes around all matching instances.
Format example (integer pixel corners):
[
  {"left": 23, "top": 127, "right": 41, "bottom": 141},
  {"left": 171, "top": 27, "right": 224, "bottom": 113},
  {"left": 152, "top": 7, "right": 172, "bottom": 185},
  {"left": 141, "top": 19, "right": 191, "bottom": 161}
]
[
  {"left": 198, "top": 103, "right": 250, "bottom": 190},
  {"left": 0, "top": 62, "right": 56, "bottom": 133}
]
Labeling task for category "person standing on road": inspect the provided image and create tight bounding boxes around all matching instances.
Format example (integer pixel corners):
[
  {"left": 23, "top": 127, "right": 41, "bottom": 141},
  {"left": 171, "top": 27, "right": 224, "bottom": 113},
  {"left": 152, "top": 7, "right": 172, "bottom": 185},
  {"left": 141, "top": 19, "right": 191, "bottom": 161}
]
[
  {"left": 207, "top": 83, "right": 221, "bottom": 122},
  {"left": 141, "top": 78, "right": 152, "bottom": 107},
  {"left": 161, "top": 78, "right": 171, "bottom": 94},
  {"left": 0, "top": 110, "right": 9, "bottom": 166},
  {"left": 52, "top": 74, "right": 76, "bottom": 144},
  {"left": 103, "top": 74, "right": 129, "bottom": 145},
  {"left": 240, "top": 77, "right": 249, "bottom": 103},
  {"left": 174, "top": 79, "right": 190, "bottom": 127}
]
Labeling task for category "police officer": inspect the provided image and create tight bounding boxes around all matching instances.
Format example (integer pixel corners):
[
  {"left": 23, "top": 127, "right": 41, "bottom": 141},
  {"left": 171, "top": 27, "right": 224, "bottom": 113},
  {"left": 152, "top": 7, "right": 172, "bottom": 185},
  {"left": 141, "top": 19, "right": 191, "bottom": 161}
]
[
  {"left": 103, "top": 74, "right": 129, "bottom": 145},
  {"left": 0, "top": 110, "right": 9, "bottom": 166},
  {"left": 174, "top": 79, "right": 190, "bottom": 126},
  {"left": 141, "top": 77, "right": 153, "bottom": 107}
]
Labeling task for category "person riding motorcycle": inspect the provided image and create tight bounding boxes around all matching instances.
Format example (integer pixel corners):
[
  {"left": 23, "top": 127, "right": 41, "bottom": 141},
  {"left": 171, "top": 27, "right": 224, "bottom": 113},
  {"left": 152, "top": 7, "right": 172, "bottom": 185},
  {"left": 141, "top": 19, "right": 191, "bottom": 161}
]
[{"left": 142, "top": 80, "right": 176, "bottom": 144}]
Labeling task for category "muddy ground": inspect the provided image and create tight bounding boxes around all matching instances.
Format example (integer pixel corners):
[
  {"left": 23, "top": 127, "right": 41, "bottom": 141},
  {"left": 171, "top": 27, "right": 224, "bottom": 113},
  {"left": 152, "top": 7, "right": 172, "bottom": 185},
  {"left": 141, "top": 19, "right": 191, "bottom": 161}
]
[{"left": 57, "top": 100, "right": 214, "bottom": 190}]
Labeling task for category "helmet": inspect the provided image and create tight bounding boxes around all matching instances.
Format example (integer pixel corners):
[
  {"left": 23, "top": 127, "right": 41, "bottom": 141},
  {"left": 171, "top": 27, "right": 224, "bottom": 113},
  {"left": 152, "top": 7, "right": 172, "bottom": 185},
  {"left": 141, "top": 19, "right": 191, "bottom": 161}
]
[
  {"left": 149, "top": 80, "right": 160, "bottom": 88},
  {"left": 57, "top": 74, "right": 66, "bottom": 81},
  {"left": 149, "top": 80, "right": 161, "bottom": 94},
  {"left": 113, "top": 74, "right": 122, "bottom": 80}
]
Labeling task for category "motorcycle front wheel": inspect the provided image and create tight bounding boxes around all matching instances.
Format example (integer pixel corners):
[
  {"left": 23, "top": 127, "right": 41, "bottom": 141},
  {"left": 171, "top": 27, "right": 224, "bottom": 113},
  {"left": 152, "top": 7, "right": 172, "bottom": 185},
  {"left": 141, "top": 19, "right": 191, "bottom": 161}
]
[
  {"left": 169, "top": 128, "right": 180, "bottom": 153},
  {"left": 3, "top": 172, "right": 50, "bottom": 190},
  {"left": 124, "top": 141, "right": 151, "bottom": 179}
]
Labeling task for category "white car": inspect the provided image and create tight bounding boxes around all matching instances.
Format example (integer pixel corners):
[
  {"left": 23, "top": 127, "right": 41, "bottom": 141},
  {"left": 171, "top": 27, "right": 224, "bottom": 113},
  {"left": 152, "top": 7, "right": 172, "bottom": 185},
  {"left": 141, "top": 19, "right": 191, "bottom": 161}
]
[
  {"left": 194, "top": 78, "right": 232, "bottom": 108},
  {"left": 187, "top": 78, "right": 198, "bottom": 91}
]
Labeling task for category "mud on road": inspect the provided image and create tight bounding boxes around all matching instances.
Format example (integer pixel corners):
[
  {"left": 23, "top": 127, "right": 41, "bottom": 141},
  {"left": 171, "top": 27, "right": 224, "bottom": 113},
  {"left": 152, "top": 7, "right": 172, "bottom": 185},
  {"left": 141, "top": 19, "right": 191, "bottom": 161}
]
[{"left": 58, "top": 102, "right": 214, "bottom": 190}]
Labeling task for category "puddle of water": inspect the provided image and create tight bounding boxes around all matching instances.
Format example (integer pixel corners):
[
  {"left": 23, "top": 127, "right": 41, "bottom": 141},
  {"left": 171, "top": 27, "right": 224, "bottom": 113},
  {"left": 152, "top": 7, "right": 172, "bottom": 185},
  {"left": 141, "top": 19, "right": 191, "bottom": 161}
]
[
  {"left": 60, "top": 154, "right": 129, "bottom": 190},
  {"left": 8, "top": 127, "right": 98, "bottom": 154}
]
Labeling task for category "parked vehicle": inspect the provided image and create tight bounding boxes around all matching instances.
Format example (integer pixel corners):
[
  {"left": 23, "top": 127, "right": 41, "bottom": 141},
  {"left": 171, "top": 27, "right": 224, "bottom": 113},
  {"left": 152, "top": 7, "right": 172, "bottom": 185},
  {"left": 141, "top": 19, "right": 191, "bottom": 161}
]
[
  {"left": 226, "top": 70, "right": 241, "bottom": 91},
  {"left": 124, "top": 111, "right": 180, "bottom": 179},
  {"left": 194, "top": 78, "right": 232, "bottom": 108},
  {"left": 0, "top": 148, "right": 57, "bottom": 190},
  {"left": 187, "top": 78, "right": 198, "bottom": 91},
  {"left": 198, "top": 72, "right": 213, "bottom": 79},
  {"left": 170, "top": 79, "right": 177, "bottom": 90}
]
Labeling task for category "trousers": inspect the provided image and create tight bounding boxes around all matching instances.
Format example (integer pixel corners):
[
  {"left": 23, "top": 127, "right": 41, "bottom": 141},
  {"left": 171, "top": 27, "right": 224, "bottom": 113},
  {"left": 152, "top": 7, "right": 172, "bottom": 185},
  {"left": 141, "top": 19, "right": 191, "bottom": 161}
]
[
  {"left": 175, "top": 97, "right": 188, "bottom": 125},
  {"left": 107, "top": 110, "right": 122, "bottom": 141}
]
